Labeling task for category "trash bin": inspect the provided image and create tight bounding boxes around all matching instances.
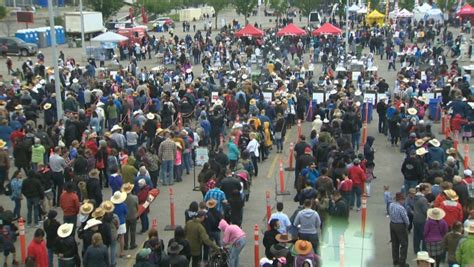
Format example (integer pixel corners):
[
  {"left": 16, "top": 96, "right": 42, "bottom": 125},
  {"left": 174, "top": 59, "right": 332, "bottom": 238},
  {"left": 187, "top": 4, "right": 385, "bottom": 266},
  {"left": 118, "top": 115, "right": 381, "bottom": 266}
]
[
  {"left": 67, "top": 37, "right": 74, "bottom": 48},
  {"left": 429, "top": 98, "right": 441, "bottom": 121},
  {"left": 356, "top": 44, "right": 362, "bottom": 58},
  {"left": 75, "top": 38, "right": 82, "bottom": 48},
  {"left": 362, "top": 102, "right": 373, "bottom": 123}
]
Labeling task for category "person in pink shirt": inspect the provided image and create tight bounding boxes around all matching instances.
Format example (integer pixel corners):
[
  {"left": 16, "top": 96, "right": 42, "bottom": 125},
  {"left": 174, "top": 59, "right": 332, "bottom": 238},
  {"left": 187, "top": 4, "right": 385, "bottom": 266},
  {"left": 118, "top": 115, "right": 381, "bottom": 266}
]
[
  {"left": 218, "top": 219, "right": 246, "bottom": 267},
  {"left": 27, "top": 229, "right": 48, "bottom": 267},
  {"left": 174, "top": 142, "right": 183, "bottom": 182}
]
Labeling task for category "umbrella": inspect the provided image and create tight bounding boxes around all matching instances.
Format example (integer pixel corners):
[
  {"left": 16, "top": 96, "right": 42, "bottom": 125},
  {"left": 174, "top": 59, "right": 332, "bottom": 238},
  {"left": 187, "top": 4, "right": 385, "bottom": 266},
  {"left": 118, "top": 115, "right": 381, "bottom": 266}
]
[
  {"left": 234, "top": 24, "right": 264, "bottom": 38},
  {"left": 348, "top": 4, "right": 360, "bottom": 12},
  {"left": 91, "top": 31, "right": 128, "bottom": 42},
  {"left": 312, "top": 23, "right": 343, "bottom": 36},
  {"left": 276, "top": 23, "right": 307, "bottom": 37}
]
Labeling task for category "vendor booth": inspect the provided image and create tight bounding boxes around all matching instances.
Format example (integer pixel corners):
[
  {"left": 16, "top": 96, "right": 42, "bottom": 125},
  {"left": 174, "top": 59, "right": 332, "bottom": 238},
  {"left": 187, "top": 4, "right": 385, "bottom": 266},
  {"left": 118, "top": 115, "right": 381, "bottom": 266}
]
[{"left": 366, "top": 10, "right": 385, "bottom": 27}]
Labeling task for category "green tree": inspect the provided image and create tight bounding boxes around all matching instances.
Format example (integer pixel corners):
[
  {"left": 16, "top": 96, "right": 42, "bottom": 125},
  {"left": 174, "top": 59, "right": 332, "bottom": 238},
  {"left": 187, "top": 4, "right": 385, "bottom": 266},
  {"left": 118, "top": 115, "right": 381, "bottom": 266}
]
[
  {"left": 398, "top": 0, "right": 415, "bottom": 11},
  {"left": 206, "top": 0, "right": 228, "bottom": 29},
  {"left": 143, "top": 0, "right": 175, "bottom": 16},
  {"left": 233, "top": 0, "right": 257, "bottom": 23},
  {"left": 294, "top": 0, "right": 321, "bottom": 16},
  {"left": 269, "top": 0, "right": 289, "bottom": 19},
  {"left": 437, "top": 0, "right": 456, "bottom": 11},
  {"left": 86, "top": 0, "right": 123, "bottom": 20},
  {"left": 0, "top": 6, "right": 7, "bottom": 20}
]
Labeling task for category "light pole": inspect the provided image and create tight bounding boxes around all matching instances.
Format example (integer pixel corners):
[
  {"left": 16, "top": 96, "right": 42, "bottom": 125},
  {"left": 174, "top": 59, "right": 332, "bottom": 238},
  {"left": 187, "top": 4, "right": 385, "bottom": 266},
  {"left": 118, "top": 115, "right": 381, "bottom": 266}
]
[
  {"left": 79, "top": 0, "right": 87, "bottom": 57},
  {"left": 345, "top": 0, "right": 349, "bottom": 54},
  {"left": 47, "top": 0, "right": 64, "bottom": 119}
]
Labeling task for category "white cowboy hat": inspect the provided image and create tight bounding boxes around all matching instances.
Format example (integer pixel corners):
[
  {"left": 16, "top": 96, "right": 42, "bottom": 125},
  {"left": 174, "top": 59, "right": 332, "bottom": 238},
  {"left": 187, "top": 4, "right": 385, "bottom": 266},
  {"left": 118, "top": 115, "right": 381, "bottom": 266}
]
[
  {"left": 428, "top": 139, "right": 440, "bottom": 147},
  {"left": 186, "top": 68, "right": 192, "bottom": 74},
  {"left": 110, "top": 125, "right": 122, "bottom": 132},
  {"left": 466, "top": 222, "right": 474, "bottom": 234},
  {"left": 354, "top": 90, "right": 362, "bottom": 96},
  {"left": 110, "top": 191, "right": 127, "bottom": 204},
  {"left": 84, "top": 218, "right": 102, "bottom": 230},
  {"left": 43, "top": 103, "right": 52, "bottom": 110},
  {"left": 146, "top": 113, "right": 155, "bottom": 120},
  {"left": 241, "top": 74, "right": 248, "bottom": 80},
  {"left": 15, "top": 105, "right": 23, "bottom": 110},
  {"left": 323, "top": 118, "right": 330, "bottom": 123},
  {"left": 413, "top": 251, "right": 435, "bottom": 263},
  {"left": 416, "top": 147, "right": 428, "bottom": 156},
  {"left": 427, "top": 208, "right": 446, "bottom": 221},
  {"left": 96, "top": 102, "right": 105, "bottom": 107},
  {"left": 290, "top": 75, "right": 296, "bottom": 80},
  {"left": 72, "top": 78, "right": 79, "bottom": 83},
  {"left": 407, "top": 108, "right": 417, "bottom": 115},
  {"left": 57, "top": 223, "right": 74, "bottom": 238},
  {"left": 329, "top": 89, "right": 337, "bottom": 95}
]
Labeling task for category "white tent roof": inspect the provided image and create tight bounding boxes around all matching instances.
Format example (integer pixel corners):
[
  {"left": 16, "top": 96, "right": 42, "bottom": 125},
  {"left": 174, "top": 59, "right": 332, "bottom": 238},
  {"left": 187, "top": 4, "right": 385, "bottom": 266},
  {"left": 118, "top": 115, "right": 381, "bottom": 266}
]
[
  {"left": 415, "top": 3, "right": 432, "bottom": 13},
  {"left": 348, "top": 4, "right": 360, "bottom": 12},
  {"left": 398, "top": 9, "right": 413, "bottom": 17},
  {"left": 91, "top": 31, "right": 128, "bottom": 42},
  {"left": 357, "top": 6, "right": 367, "bottom": 14},
  {"left": 424, "top": 8, "right": 443, "bottom": 21}
]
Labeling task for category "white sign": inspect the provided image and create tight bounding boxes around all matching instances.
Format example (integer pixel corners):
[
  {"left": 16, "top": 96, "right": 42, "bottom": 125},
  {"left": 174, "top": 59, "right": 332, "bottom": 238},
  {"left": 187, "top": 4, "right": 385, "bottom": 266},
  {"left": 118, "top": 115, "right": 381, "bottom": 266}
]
[
  {"left": 195, "top": 147, "right": 209, "bottom": 166},
  {"left": 352, "top": 71, "right": 361, "bottom": 81},
  {"left": 211, "top": 92, "right": 219, "bottom": 103},
  {"left": 423, "top": 92, "right": 435, "bottom": 101},
  {"left": 263, "top": 92, "right": 272, "bottom": 103},
  {"left": 312, "top": 92, "right": 324, "bottom": 104},
  {"left": 364, "top": 93, "right": 376, "bottom": 105}
]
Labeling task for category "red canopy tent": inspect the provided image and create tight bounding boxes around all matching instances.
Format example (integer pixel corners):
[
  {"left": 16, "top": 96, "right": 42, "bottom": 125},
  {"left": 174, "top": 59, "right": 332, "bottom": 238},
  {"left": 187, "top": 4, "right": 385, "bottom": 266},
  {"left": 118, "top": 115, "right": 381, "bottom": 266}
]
[
  {"left": 457, "top": 4, "right": 474, "bottom": 23},
  {"left": 276, "top": 23, "right": 307, "bottom": 37},
  {"left": 234, "top": 24, "right": 264, "bottom": 38},
  {"left": 312, "top": 23, "right": 343, "bottom": 36}
]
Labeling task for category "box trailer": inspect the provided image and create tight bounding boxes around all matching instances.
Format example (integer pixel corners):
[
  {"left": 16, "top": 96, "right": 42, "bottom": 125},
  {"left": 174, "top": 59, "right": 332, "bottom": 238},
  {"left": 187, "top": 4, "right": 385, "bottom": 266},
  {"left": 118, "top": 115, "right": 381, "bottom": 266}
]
[{"left": 64, "top": 11, "right": 104, "bottom": 35}]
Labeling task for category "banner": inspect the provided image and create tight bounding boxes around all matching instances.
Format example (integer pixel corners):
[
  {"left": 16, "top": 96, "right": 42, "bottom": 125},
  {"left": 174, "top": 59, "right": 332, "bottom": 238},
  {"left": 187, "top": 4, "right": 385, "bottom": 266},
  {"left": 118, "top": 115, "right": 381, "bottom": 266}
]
[{"left": 195, "top": 147, "right": 209, "bottom": 166}]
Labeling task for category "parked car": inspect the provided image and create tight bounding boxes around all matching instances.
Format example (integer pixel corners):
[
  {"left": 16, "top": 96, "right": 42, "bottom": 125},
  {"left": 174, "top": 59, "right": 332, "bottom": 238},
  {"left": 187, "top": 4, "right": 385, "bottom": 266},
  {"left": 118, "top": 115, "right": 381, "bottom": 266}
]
[
  {"left": 0, "top": 37, "right": 38, "bottom": 56},
  {"left": 150, "top": 17, "right": 175, "bottom": 30}
]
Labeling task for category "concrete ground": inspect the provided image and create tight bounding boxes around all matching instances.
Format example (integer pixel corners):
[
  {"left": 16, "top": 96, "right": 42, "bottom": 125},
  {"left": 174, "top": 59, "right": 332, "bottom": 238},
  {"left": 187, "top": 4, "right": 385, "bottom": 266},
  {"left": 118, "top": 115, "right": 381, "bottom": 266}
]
[{"left": 1, "top": 6, "right": 473, "bottom": 267}]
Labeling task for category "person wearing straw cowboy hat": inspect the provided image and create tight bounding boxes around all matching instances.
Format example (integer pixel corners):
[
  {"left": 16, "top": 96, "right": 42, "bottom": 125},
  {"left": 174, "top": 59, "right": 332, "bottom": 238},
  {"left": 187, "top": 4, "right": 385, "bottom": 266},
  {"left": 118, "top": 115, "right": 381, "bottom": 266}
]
[
  {"left": 122, "top": 183, "right": 138, "bottom": 251},
  {"left": 423, "top": 208, "right": 448, "bottom": 265},
  {"left": 413, "top": 251, "right": 435, "bottom": 267},
  {"left": 110, "top": 125, "right": 126, "bottom": 150},
  {"left": 455, "top": 222, "right": 474, "bottom": 265},
  {"left": 99, "top": 200, "right": 119, "bottom": 266},
  {"left": 86, "top": 169, "right": 103, "bottom": 206},
  {"left": 80, "top": 218, "right": 103, "bottom": 256},
  {"left": 55, "top": 223, "right": 80, "bottom": 267},
  {"left": 110, "top": 190, "right": 128, "bottom": 258},
  {"left": 438, "top": 189, "right": 464, "bottom": 229},
  {"left": 293, "top": 240, "right": 319, "bottom": 266},
  {"left": 426, "top": 138, "right": 445, "bottom": 167}
]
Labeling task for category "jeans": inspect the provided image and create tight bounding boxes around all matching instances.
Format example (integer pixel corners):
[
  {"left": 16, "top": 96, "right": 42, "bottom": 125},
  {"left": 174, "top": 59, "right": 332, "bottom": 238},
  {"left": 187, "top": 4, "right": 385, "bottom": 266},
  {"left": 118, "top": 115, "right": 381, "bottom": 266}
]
[
  {"left": 108, "top": 118, "right": 118, "bottom": 130},
  {"left": 149, "top": 170, "right": 159, "bottom": 188},
  {"left": 160, "top": 160, "right": 174, "bottom": 185},
  {"left": 351, "top": 186, "right": 362, "bottom": 209},
  {"left": 110, "top": 239, "right": 117, "bottom": 266},
  {"left": 251, "top": 156, "right": 259, "bottom": 176},
  {"left": 127, "top": 145, "right": 137, "bottom": 156},
  {"left": 26, "top": 197, "right": 40, "bottom": 225},
  {"left": 52, "top": 171, "right": 64, "bottom": 206},
  {"left": 390, "top": 222, "right": 408, "bottom": 265},
  {"left": 174, "top": 164, "right": 183, "bottom": 182},
  {"left": 13, "top": 198, "right": 21, "bottom": 218},
  {"left": 228, "top": 237, "right": 246, "bottom": 267},
  {"left": 352, "top": 131, "right": 361, "bottom": 150},
  {"left": 404, "top": 179, "right": 418, "bottom": 195},
  {"left": 413, "top": 221, "right": 426, "bottom": 254},
  {"left": 140, "top": 213, "right": 149, "bottom": 232},
  {"left": 341, "top": 192, "right": 351, "bottom": 207},
  {"left": 48, "top": 248, "right": 54, "bottom": 267},
  {"left": 378, "top": 116, "right": 387, "bottom": 134},
  {"left": 183, "top": 152, "right": 192, "bottom": 174},
  {"left": 275, "top": 138, "right": 283, "bottom": 151},
  {"left": 0, "top": 166, "right": 7, "bottom": 192}
]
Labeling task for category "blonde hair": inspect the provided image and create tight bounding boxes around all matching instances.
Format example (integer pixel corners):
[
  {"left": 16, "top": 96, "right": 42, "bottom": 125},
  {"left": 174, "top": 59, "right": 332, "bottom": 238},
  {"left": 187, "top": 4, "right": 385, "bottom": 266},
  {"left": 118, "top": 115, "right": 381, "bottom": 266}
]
[{"left": 92, "top": 233, "right": 103, "bottom": 247}]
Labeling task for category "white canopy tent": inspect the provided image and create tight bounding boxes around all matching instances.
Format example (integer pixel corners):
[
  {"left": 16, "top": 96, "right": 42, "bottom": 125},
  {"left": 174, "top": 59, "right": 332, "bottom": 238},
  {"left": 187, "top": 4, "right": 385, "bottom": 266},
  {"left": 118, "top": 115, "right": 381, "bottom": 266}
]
[
  {"left": 390, "top": 8, "right": 413, "bottom": 19},
  {"left": 424, "top": 8, "right": 444, "bottom": 22},
  {"left": 91, "top": 31, "right": 129, "bottom": 42},
  {"left": 413, "top": 3, "right": 432, "bottom": 21},
  {"left": 357, "top": 6, "right": 368, "bottom": 14},
  {"left": 348, "top": 4, "right": 361, "bottom": 12}
]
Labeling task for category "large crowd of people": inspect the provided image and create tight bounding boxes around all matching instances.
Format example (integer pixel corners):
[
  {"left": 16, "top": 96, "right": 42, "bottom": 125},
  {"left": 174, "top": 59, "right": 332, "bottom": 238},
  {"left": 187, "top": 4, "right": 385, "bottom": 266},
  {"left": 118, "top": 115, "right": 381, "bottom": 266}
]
[{"left": 0, "top": 3, "right": 473, "bottom": 267}]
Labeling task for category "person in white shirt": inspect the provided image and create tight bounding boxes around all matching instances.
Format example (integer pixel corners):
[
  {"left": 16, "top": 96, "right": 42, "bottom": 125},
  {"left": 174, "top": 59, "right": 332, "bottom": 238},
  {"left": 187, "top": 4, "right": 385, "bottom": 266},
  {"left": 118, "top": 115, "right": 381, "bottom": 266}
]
[
  {"left": 246, "top": 132, "right": 260, "bottom": 176},
  {"left": 269, "top": 202, "right": 292, "bottom": 234}
]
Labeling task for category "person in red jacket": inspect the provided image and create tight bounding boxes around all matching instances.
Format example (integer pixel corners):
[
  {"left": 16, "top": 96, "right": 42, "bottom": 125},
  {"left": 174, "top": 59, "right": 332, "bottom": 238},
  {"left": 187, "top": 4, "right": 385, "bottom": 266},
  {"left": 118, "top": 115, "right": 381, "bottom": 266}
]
[
  {"left": 439, "top": 189, "right": 464, "bottom": 228},
  {"left": 348, "top": 158, "right": 366, "bottom": 211},
  {"left": 27, "top": 229, "right": 48, "bottom": 267},
  {"left": 450, "top": 114, "right": 468, "bottom": 133},
  {"left": 59, "top": 182, "right": 80, "bottom": 235}
]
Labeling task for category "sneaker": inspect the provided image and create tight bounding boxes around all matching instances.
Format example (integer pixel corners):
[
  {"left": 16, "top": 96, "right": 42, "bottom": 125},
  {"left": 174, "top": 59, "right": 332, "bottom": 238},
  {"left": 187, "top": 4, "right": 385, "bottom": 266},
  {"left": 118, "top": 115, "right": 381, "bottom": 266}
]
[{"left": 357, "top": 208, "right": 361, "bottom": 212}]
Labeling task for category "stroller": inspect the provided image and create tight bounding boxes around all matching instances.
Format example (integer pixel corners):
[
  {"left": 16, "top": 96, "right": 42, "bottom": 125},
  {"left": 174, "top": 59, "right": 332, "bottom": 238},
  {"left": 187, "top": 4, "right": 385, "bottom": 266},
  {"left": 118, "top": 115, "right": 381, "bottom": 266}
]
[{"left": 207, "top": 249, "right": 228, "bottom": 267}]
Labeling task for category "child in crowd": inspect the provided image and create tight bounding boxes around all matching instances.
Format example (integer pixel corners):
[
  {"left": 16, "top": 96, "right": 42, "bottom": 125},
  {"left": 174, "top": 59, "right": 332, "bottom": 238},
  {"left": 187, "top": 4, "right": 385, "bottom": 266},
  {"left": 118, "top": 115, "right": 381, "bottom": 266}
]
[{"left": 384, "top": 185, "right": 392, "bottom": 217}]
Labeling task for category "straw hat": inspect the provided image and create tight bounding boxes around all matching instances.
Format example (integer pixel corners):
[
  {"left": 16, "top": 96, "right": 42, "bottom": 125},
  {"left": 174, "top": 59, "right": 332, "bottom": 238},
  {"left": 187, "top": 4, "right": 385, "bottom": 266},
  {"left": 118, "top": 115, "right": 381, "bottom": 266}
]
[
  {"left": 444, "top": 189, "right": 459, "bottom": 201},
  {"left": 175, "top": 142, "right": 182, "bottom": 150},
  {"left": 146, "top": 113, "right": 155, "bottom": 120},
  {"left": 156, "top": 128, "right": 164, "bottom": 135},
  {"left": 110, "top": 125, "right": 122, "bottom": 132},
  {"left": 329, "top": 89, "right": 337, "bottom": 95},
  {"left": 91, "top": 207, "right": 105, "bottom": 219},
  {"left": 57, "top": 223, "right": 74, "bottom": 238},
  {"left": 80, "top": 202, "right": 94, "bottom": 215},
  {"left": 466, "top": 222, "right": 474, "bottom": 234},
  {"left": 413, "top": 251, "right": 435, "bottom": 263},
  {"left": 84, "top": 218, "right": 102, "bottom": 230},
  {"left": 88, "top": 169, "right": 100, "bottom": 179},
  {"left": 72, "top": 78, "right": 79, "bottom": 83},
  {"left": 249, "top": 99, "right": 257, "bottom": 105},
  {"left": 428, "top": 139, "right": 440, "bottom": 147},
  {"left": 294, "top": 240, "right": 313, "bottom": 255},
  {"left": 121, "top": 182, "right": 134, "bottom": 194},
  {"left": 416, "top": 147, "right": 428, "bottom": 156},
  {"left": 0, "top": 140, "right": 7, "bottom": 149},
  {"left": 427, "top": 208, "right": 446, "bottom": 221},
  {"left": 415, "top": 139, "right": 425, "bottom": 147},
  {"left": 110, "top": 191, "right": 127, "bottom": 204},
  {"left": 241, "top": 74, "right": 248, "bottom": 80},
  {"left": 43, "top": 103, "right": 52, "bottom": 110},
  {"left": 15, "top": 105, "right": 23, "bottom": 111},
  {"left": 446, "top": 148, "right": 457, "bottom": 155},
  {"left": 100, "top": 200, "right": 115, "bottom": 213},
  {"left": 354, "top": 90, "right": 362, "bottom": 96},
  {"left": 275, "top": 233, "right": 294, "bottom": 243},
  {"left": 407, "top": 108, "right": 417, "bottom": 115},
  {"left": 206, "top": 199, "right": 217, "bottom": 209},
  {"left": 417, "top": 96, "right": 426, "bottom": 103}
]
